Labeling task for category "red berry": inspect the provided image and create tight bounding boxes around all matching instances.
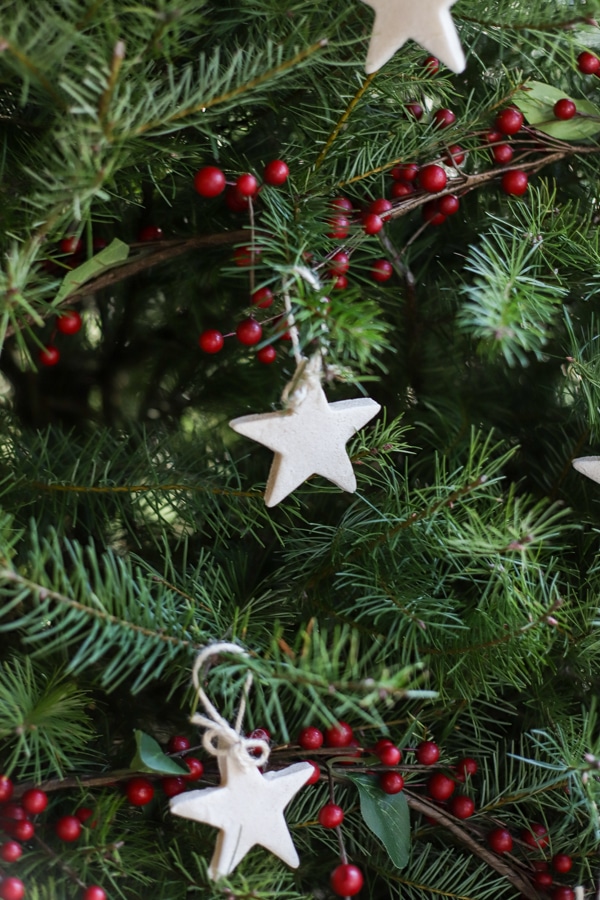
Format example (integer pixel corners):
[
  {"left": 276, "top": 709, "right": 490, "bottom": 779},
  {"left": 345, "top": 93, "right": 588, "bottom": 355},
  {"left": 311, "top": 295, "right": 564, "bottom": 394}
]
[
  {"left": 443, "top": 145, "right": 465, "bottom": 166},
  {"left": 256, "top": 345, "right": 277, "bottom": 364},
  {"left": 263, "top": 159, "right": 289, "bottom": 186},
  {"left": 379, "top": 772, "right": 404, "bottom": 794},
  {"left": 194, "top": 166, "right": 226, "bottom": 197},
  {"left": 138, "top": 225, "right": 163, "bottom": 242},
  {"left": 225, "top": 187, "right": 250, "bottom": 213},
  {"left": 168, "top": 735, "right": 192, "bottom": 754},
  {"left": 249, "top": 728, "right": 271, "bottom": 743},
  {"left": 298, "top": 726, "right": 324, "bottom": 750},
  {"left": 330, "top": 196, "right": 353, "bottom": 211},
  {"left": 75, "top": 807, "right": 94, "bottom": 824},
  {"left": 236, "top": 318, "right": 262, "bottom": 346},
  {"left": 0, "top": 877, "right": 25, "bottom": 900},
  {"left": 57, "top": 310, "right": 82, "bottom": 335},
  {"left": 486, "top": 128, "right": 503, "bottom": 143},
  {"left": 55, "top": 814, "right": 82, "bottom": 842},
  {"left": 438, "top": 194, "right": 460, "bottom": 216},
  {"left": 487, "top": 827, "right": 513, "bottom": 853},
  {"left": 390, "top": 181, "right": 415, "bottom": 198},
  {"left": 534, "top": 873, "right": 554, "bottom": 888},
  {"left": 422, "top": 201, "right": 446, "bottom": 226},
  {"left": 433, "top": 108, "right": 456, "bottom": 128},
  {"left": 423, "top": 55, "right": 439, "bottom": 74},
  {"left": 252, "top": 287, "right": 273, "bottom": 308},
  {"left": 552, "top": 854, "right": 573, "bottom": 874},
  {"left": 553, "top": 98, "right": 576, "bottom": 120},
  {"left": 333, "top": 274, "right": 348, "bottom": 290},
  {"left": 318, "top": 803, "right": 345, "bottom": 828},
  {"left": 405, "top": 101, "right": 424, "bottom": 120},
  {"left": 11, "top": 821, "right": 34, "bottom": 841},
  {"left": 533, "top": 861, "right": 549, "bottom": 872},
  {"left": 198, "top": 329, "right": 224, "bottom": 354},
  {"left": 233, "top": 245, "right": 261, "bottom": 267},
  {"left": 0, "top": 843, "right": 22, "bottom": 863},
  {"left": 1, "top": 805, "right": 27, "bottom": 822},
  {"left": 521, "top": 822, "right": 549, "bottom": 849},
  {"left": 92, "top": 236, "right": 108, "bottom": 252},
  {"left": 427, "top": 772, "right": 455, "bottom": 801},
  {"left": 391, "top": 163, "right": 419, "bottom": 182},
  {"left": 418, "top": 164, "right": 447, "bottom": 193},
  {"left": 492, "top": 143, "right": 514, "bottom": 164},
  {"left": 416, "top": 740, "right": 440, "bottom": 765},
  {"left": 39, "top": 345, "right": 60, "bottom": 367},
  {"left": 125, "top": 777, "right": 154, "bottom": 807},
  {"left": 449, "top": 795, "right": 475, "bottom": 819},
  {"left": 0, "top": 778, "right": 13, "bottom": 803},
  {"left": 330, "top": 863, "right": 364, "bottom": 897},
  {"left": 60, "top": 236, "right": 83, "bottom": 255},
  {"left": 327, "top": 216, "right": 350, "bottom": 239},
  {"left": 161, "top": 776, "right": 186, "bottom": 798},
  {"left": 362, "top": 213, "right": 383, "bottom": 235},
  {"left": 371, "top": 259, "right": 393, "bottom": 282},
  {"left": 325, "top": 721, "right": 354, "bottom": 748},
  {"left": 304, "top": 760, "right": 321, "bottom": 784},
  {"left": 495, "top": 107, "right": 524, "bottom": 135},
  {"left": 82, "top": 888, "right": 107, "bottom": 900},
  {"left": 455, "top": 757, "right": 477, "bottom": 781},
  {"left": 577, "top": 50, "right": 600, "bottom": 75},
  {"left": 369, "top": 198, "right": 392, "bottom": 218},
  {"left": 183, "top": 758, "right": 204, "bottom": 781},
  {"left": 329, "top": 251, "right": 350, "bottom": 275},
  {"left": 377, "top": 745, "right": 401, "bottom": 766},
  {"left": 501, "top": 169, "right": 528, "bottom": 196},
  {"left": 373, "top": 738, "right": 394, "bottom": 752},
  {"left": 552, "top": 890, "right": 575, "bottom": 900},
  {"left": 236, "top": 173, "right": 259, "bottom": 197}
]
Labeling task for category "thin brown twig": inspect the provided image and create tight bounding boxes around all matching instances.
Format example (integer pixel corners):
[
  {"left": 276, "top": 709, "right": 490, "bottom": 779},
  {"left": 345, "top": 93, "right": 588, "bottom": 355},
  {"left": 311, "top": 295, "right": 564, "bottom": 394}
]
[{"left": 314, "top": 73, "right": 377, "bottom": 171}]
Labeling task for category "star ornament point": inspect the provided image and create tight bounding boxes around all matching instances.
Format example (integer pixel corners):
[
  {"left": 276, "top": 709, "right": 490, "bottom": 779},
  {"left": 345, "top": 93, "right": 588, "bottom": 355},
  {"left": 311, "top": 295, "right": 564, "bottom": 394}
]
[
  {"left": 170, "top": 757, "right": 313, "bottom": 879},
  {"left": 361, "top": 0, "right": 465, "bottom": 74},
  {"left": 229, "top": 380, "right": 380, "bottom": 506}
]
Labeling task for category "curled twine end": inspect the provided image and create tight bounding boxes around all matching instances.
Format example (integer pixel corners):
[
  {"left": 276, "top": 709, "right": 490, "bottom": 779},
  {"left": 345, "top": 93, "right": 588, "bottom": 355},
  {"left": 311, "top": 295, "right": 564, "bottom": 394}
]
[{"left": 190, "top": 642, "right": 270, "bottom": 770}]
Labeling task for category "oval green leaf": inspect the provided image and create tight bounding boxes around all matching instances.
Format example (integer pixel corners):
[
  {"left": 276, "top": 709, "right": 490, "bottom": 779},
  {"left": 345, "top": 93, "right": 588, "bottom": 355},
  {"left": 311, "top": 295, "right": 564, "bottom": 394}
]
[
  {"left": 53, "top": 238, "right": 130, "bottom": 305},
  {"left": 130, "top": 729, "right": 188, "bottom": 775},
  {"left": 348, "top": 774, "right": 410, "bottom": 868},
  {"left": 514, "top": 80, "right": 600, "bottom": 140}
]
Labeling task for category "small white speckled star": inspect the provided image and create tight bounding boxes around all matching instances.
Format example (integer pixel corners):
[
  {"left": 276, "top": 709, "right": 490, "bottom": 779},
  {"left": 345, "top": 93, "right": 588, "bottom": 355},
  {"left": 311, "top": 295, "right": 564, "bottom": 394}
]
[
  {"left": 573, "top": 456, "right": 600, "bottom": 483},
  {"left": 170, "top": 755, "right": 313, "bottom": 879},
  {"left": 361, "top": 0, "right": 465, "bottom": 74},
  {"left": 229, "top": 373, "right": 380, "bottom": 507}
]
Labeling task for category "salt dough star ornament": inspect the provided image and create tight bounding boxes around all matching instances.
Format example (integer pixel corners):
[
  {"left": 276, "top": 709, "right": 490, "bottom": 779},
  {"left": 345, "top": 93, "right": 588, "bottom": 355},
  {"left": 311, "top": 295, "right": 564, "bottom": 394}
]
[
  {"left": 573, "top": 456, "right": 600, "bottom": 483},
  {"left": 170, "top": 755, "right": 313, "bottom": 879},
  {"left": 361, "top": 0, "right": 465, "bottom": 74},
  {"left": 229, "top": 356, "right": 380, "bottom": 507}
]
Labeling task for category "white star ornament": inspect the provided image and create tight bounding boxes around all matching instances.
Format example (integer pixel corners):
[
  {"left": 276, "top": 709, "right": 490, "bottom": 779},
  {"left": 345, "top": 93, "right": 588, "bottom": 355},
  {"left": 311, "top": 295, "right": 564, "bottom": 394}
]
[
  {"left": 170, "top": 755, "right": 313, "bottom": 879},
  {"left": 573, "top": 456, "right": 600, "bottom": 484},
  {"left": 229, "top": 380, "right": 380, "bottom": 507},
  {"left": 361, "top": 0, "right": 465, "bottom": 74}
]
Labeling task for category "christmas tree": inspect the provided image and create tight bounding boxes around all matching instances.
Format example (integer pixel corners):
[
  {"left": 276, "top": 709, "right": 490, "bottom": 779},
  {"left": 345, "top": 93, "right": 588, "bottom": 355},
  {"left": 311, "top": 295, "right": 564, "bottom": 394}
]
[{"left": 1, "top": 1, "right": 600, "bottom": 898}]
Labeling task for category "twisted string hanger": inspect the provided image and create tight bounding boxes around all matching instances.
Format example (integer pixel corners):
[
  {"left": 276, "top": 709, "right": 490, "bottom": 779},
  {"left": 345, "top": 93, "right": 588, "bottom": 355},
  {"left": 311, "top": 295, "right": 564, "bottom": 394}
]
[{"left": 190, "top": 642, "right": 269, "bottom": 769}]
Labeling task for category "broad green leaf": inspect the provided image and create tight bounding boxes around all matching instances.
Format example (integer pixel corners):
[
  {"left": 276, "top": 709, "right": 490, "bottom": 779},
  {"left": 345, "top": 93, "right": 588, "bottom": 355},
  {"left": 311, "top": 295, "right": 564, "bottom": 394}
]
[
  {"left": 130, "top": 729, "right": 187, "bottom": 775},
  {"left": 53, "top": 238, "right": 130, "bottom": 305},
  {"left": 348, "top": 774, "right": 410, "bottom": 868},
  {"left": 514, "top": 81, "right": 600, "bottom": 140}
]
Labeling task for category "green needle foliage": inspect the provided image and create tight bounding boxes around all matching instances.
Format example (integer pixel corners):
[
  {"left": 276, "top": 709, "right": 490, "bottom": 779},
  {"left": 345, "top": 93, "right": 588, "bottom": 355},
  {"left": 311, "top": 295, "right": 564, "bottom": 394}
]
[{"left": 2, "top": 1, "right": 600, "bottom": 898}]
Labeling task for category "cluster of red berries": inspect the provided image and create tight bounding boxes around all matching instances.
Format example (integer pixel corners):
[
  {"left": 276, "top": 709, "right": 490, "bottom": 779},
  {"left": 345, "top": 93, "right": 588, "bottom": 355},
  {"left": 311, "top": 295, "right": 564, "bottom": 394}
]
[
  {"left": 0, "top": 775, "right": 104, "bottom": 900},
  {"left": 487, "top": 821, "right": 576, "bottom": 899},
  {"left": 193, "top": 159, "right": 289, "bottom": 208},
  {"left": 125, "top": 734, "right": 204, "bottom": 806},
  {"left": 38, "top": 309, "right": 82, "bottom": 367}
]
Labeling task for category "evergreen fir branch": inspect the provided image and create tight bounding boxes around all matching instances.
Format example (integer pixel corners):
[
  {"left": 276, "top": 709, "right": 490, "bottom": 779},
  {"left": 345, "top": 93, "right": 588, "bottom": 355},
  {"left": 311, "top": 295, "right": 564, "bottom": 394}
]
[{"left": 0, "top": 655, "right": 97, "bottom": 781}]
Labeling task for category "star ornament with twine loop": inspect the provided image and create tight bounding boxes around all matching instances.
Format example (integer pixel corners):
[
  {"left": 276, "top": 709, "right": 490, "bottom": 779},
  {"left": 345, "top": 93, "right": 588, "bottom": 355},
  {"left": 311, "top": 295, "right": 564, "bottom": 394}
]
[{"left": 169, "top": 643, "right": 314, "bottom": 880}]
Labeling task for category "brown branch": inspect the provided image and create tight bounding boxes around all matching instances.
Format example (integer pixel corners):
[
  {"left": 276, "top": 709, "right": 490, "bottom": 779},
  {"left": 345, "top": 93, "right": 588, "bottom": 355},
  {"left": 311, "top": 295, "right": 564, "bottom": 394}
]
[
  {"left": 4, "top": 230, "right": 248, "bottom": 339},
  {"left": 314, "top": 73, "right": 377, "bottom": 171}
]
